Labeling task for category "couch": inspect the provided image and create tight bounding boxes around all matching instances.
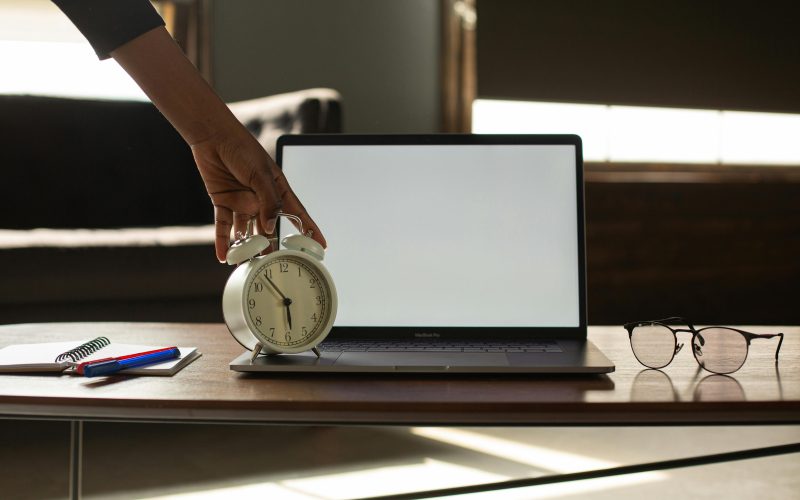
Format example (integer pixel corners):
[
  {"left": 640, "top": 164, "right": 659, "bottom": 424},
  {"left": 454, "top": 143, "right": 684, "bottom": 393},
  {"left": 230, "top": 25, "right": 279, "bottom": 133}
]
[{"left": 0, "top": 88, "right": 342, "bottom": 324}]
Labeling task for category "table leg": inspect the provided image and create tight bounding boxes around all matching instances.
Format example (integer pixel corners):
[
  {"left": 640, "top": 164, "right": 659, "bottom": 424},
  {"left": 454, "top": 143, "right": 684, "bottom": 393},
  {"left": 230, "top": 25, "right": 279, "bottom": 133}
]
[{"left": 69, "top": 420, "right": 83, "bottom": 500}]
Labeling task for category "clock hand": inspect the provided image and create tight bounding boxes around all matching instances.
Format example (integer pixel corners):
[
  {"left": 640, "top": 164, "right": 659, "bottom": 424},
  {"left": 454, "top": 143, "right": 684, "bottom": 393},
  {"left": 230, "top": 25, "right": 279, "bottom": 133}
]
[
  {"left": 285, "top": 301, "right": 293, "bottom": 330},
  {"left": 264, "top": 276, "right": 293, "bottom": 330},
  {"left": 264, "top": 276, "right": 287, "bottom": 300}
]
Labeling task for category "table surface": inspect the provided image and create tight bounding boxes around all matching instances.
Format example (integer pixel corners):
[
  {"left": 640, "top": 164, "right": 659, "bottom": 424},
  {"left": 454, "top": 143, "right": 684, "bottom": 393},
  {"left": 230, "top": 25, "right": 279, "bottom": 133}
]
[{"left": 0, "top": 322, "right": 796, "bottom": 425}]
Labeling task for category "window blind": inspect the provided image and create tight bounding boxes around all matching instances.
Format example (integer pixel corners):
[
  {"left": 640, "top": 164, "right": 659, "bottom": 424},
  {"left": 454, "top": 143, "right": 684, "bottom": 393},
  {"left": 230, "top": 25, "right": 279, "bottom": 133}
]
[{"left": 476, "top": 0, "right": 800, "bottom": 113}]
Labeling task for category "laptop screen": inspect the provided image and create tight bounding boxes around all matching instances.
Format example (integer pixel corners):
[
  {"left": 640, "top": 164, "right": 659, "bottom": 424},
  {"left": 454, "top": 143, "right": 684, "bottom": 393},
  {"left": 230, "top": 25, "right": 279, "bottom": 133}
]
[{"left": 278, "top": 135, "right": 585, "bottom": 336}]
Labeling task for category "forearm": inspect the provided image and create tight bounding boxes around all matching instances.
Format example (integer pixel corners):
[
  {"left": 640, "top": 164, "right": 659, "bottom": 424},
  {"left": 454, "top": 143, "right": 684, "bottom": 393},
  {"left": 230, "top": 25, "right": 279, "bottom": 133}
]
[{"left": 110, "top": 26, "right": 241, "bottom": 145}]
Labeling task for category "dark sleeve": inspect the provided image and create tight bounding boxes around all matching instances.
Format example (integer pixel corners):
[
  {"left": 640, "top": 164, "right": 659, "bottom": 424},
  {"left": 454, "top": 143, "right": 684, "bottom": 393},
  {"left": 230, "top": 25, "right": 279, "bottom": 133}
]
[{"left": 52, "top": 0, "right": 165, "bottom": 60}]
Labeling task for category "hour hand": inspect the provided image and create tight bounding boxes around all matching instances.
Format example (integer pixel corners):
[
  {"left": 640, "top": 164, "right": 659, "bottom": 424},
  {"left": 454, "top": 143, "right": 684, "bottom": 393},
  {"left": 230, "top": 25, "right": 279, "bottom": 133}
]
[
  {"left": 285, "top": 301, "right": 293, "bottom": 330},
  {"left": 264, "top": 276, "right": 293, "bottom": 330}
]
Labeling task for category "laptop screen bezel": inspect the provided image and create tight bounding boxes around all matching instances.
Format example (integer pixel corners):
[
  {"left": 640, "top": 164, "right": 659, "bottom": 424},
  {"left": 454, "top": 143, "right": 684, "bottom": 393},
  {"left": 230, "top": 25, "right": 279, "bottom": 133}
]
[{"left": 276, "top": 134, "right": 588, "bottom": 340}]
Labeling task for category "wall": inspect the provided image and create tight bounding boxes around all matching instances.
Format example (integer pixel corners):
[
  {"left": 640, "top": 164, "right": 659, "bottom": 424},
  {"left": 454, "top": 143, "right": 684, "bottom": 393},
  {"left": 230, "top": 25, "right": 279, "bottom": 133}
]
[{"left": 212, "top": 0, "right": 441, "bottom": 134}]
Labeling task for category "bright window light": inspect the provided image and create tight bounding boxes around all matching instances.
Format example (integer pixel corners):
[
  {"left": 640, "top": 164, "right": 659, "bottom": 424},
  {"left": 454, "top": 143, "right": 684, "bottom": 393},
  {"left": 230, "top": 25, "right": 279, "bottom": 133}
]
[
  {"left": 472, "top": 100, "right": 609, "bottom": 161},
  {"left": 721, "top": 110, "right": 800, "bottom": 165},
  {"left": 0, "top": 40, "right": 148, "bottom": 100},
  {"left": 473, "top": 99, "right": 800, "bottom": 165},
  {"left": 607, "top": 106, "right": 719, "bottom": 163},
  {"left": 0, "top": 0, "right": 147, "bottom": 100}
]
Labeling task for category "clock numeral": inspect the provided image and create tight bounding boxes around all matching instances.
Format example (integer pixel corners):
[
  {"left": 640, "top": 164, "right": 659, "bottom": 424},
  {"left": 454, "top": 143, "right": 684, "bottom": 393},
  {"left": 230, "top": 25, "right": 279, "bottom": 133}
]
[
  {"left": 298, "top": 266, "right": 302, "bottom": 277},
  {"left": 248, "top": 298, "right": 256, "bottom": 309},
  {"left": 310, "top": 313, "right": 318, "bottom": 322},
  {"left": 309, "top": 279, "right": 316, "bottom": 288},
  {"left": 269, "top": 327, "right": 275, "bottom": 337},
  {"left": 315, "top": 296, "right": 322, "bottom": 305},
  {"left": 279, "top": 263, "right": 289, "bottom": 273},
  {"left": 302, "top": 326, "right": 309, "bottom": 337},
  {"left": 265, "top": 268, "right": 272, "bottom": 280},
  {"left": 254, "top": 282, "right": 264, "bottom": 293},
  {"left": 255, "top": 316, "right": 262, "bottom": 326},
  {"left": 285, "top": 332, "right": 292, "bottom": 342}
]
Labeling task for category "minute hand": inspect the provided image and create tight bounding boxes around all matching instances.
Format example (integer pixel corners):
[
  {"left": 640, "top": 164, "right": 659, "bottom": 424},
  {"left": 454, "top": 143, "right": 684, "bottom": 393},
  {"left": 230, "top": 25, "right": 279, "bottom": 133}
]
[{"left": 264, "top": 276, "right": 293, "bottom": 330}]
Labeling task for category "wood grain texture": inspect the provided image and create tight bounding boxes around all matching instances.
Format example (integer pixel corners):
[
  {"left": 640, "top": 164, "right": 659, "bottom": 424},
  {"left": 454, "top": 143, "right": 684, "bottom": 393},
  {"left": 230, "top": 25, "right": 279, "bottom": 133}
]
[{"left": 0, "top": 323, "right": 796, "bottom": 425}]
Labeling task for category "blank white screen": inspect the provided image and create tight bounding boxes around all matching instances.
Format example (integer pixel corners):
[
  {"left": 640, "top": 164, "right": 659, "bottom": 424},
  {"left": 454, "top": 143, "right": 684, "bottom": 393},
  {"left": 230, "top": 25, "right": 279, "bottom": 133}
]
[{"left": 281, "top": 144, "right": 580, "bottom": 327}]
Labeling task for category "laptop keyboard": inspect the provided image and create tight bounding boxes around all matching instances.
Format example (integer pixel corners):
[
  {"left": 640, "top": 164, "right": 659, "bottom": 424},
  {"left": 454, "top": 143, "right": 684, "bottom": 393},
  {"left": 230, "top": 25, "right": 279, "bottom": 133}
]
[{"left": 318, "top": 340, "right": 563, "bottom": 353}]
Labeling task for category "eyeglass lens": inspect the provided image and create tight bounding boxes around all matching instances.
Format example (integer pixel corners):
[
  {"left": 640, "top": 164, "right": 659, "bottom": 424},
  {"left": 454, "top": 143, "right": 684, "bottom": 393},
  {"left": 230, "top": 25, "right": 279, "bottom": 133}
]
[
  {"left": 630, "top": 324, "right": 676, "bottom": 369},
  {"left": 630, "top": 324, "right": 750, "bottom": 374},
  {"left": 692, "top": 328, "right": 748, "bottom": 374}
]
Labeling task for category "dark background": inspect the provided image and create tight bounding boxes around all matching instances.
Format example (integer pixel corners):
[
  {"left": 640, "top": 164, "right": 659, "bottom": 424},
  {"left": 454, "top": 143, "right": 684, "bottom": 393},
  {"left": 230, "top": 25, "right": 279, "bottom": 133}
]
[{"left": 478, "top": 0, "right": 800, "bottom": 112}]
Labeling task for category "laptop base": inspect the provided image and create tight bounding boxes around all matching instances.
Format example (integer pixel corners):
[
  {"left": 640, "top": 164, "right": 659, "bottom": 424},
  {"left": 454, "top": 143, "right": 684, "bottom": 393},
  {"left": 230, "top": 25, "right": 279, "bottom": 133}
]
[{"left": 230, "top": 339, "right": 614, "bottom": 374}]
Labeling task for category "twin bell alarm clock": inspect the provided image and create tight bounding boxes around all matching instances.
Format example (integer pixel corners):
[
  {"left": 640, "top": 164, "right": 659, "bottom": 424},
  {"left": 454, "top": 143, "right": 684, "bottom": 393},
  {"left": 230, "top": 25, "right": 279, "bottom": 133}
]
[{"left": 222, "top": 213, "right": 337, "bottom": 360}]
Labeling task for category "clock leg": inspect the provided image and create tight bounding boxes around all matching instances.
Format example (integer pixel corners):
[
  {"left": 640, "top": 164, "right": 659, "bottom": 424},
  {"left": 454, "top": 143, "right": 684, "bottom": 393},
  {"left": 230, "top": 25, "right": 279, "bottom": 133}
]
[
  {"left": 312, "top": 347, "right": 321, "bottom": 358},
  {"left": 250, "top": 342, "right": 264, "bottom": 363}
]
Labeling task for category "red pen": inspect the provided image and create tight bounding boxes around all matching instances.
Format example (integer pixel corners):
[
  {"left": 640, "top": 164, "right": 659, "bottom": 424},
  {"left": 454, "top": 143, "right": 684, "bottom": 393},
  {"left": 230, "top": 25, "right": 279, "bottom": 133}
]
[{"left": 75, "top": 346, "right": 179, "bottom": 375}]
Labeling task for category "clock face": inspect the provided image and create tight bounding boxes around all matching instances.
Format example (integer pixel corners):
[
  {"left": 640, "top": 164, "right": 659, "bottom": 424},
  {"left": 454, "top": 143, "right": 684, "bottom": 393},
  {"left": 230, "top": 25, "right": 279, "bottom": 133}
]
[{"left": 244, "top": 254, "right": 334, "bottom": 349}]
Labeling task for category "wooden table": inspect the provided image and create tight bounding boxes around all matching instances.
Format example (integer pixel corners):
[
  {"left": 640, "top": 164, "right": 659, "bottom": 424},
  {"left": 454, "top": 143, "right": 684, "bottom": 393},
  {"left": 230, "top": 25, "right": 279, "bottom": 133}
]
[{"left": 1, "top": 322, "right": 798, "bottom": 499}]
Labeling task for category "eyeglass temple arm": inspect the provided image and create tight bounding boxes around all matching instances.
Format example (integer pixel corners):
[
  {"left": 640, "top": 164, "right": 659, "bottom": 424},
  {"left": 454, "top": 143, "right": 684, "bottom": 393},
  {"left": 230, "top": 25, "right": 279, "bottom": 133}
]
[
  {"left": 743, "top": 331, "right": 785, "bottom": 362},
  {"left": 658, "top": 316, "right": 696, "bottom": 329},
  {"left": 639, "top": 317, "right": 696, "bottom": 328},
  {"left": 623, "top": 317, "right": 696, "bottom": 332},
  {"left": 771, "top": 333, "right": 784, "bottom": 362}
]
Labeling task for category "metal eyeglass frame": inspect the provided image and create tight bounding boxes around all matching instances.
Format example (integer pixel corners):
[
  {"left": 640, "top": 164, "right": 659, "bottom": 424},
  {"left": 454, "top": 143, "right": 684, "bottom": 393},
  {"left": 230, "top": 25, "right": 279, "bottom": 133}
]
[{"left": 623, "top": 317, "right": 784, "bottom": 374}]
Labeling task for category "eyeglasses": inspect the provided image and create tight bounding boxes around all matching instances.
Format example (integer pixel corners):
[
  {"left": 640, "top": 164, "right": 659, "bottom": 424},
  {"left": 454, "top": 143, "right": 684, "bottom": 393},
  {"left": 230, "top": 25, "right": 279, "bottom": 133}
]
[{"left": 623, "top": 317, "right": 784, "bottom": 374}]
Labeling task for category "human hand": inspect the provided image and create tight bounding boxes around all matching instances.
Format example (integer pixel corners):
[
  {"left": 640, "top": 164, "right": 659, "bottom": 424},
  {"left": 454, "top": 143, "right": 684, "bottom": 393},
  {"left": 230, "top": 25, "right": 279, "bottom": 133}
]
[
  {"left": 108, "top": 27, "right": 325, "bottom": 261},
  {"left": 190, "top": 123, "right": 326, "bottom": 262}
]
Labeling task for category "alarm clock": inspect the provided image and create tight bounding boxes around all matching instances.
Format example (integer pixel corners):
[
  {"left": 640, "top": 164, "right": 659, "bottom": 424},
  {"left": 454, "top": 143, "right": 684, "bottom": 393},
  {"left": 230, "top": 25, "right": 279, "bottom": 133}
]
[{"left": 222, "top": 214, "right": 337, "bottom": 359}]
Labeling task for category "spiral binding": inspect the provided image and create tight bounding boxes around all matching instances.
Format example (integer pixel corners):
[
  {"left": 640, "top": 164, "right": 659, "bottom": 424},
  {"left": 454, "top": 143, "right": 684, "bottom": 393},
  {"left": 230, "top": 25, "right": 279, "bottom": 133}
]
[{"left": 54, "top": 336, "right": 111, "bottom": 363}]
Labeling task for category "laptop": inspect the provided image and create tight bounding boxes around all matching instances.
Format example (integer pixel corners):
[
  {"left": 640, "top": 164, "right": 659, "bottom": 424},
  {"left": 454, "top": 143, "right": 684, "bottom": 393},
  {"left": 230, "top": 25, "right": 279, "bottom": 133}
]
[{"left": 230, "top": 134, "right": 614, "bottom": 374}]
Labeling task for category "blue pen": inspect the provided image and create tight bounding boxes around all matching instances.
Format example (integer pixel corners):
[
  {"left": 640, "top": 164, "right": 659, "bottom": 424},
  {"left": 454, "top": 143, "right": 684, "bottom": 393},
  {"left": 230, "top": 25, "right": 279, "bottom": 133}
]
[{"left": 83, "top": 347, "right": 181, "bottom": 377}]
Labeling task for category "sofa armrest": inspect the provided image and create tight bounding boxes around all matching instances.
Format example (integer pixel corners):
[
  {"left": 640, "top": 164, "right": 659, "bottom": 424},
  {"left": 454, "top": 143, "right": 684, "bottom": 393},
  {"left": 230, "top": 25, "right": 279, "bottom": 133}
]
[{"left": 228, "top": 88, "right": 342, "bottom": 157}]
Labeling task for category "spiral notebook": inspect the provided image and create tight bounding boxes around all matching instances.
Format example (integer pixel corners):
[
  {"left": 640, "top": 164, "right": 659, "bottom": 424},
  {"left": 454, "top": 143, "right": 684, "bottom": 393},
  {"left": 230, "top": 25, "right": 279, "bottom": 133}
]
[{"left": 0, "top": 337, "right": 200, "bottom": 375}]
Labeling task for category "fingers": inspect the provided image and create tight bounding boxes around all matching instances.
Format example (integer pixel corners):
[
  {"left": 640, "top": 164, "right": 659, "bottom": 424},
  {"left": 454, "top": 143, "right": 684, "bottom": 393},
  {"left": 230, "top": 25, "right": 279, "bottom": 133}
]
[
  {"left": 215, "top": 205, "right": 261, "bottom": 263},
  {"left": 233, "top": 212, "right": 252, "bottom": 241},
  {"left": 210, "top": 163, "right": 325, "bottom": 264},
  {"left": 254, "top": 217, "right": 275, "bottom": 255},
  {"left": 214, "top": 205, "right": 234, "bottom": 263},
  {"left": 250, "top": 170, "right": 283, "bottom": 239}
]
